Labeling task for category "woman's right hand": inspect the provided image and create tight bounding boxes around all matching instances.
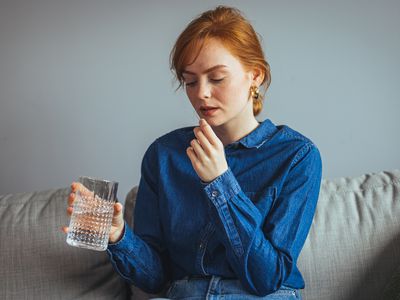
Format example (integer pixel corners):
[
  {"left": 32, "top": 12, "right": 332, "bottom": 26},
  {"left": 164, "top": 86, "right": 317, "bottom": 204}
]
[{"left": 61, "top": 182, "right": 126, "bottom": 244}]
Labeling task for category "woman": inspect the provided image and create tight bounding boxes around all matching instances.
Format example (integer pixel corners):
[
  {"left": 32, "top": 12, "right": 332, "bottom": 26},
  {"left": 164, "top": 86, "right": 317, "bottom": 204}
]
[{"left": 64, "top": 5, "right": 322, "bottom": 299}]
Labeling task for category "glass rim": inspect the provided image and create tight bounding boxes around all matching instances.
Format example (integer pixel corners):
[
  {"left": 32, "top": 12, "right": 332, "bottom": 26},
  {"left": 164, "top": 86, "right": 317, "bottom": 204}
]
[{"left": 78, "top": 175, "right": 118, "bottom": 185}]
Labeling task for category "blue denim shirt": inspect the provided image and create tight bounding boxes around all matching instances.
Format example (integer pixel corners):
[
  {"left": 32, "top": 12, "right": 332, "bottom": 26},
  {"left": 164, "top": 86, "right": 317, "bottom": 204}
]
[{"left": 106, "top": 118, "right": 322, "bottom": 296}]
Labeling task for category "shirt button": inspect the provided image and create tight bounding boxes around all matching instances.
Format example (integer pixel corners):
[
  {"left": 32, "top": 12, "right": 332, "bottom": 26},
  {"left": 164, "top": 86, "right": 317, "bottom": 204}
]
[{"left": 211, "top": 191, "right": 219, "bottom": 197}]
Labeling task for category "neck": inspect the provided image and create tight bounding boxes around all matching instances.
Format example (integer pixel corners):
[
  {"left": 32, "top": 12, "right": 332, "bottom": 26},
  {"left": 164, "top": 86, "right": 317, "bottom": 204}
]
[{"left": 212, "top": 115, "right": 260, "bottom": 147}]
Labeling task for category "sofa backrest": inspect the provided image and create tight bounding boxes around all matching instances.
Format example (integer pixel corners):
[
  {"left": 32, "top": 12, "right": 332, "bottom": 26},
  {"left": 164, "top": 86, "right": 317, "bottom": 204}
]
[
  {"left": 0, "top": 187, "right": 130, "bottom": 300},
  {"left": 298, "top": 169, "right": 400, "bottom": 300}
]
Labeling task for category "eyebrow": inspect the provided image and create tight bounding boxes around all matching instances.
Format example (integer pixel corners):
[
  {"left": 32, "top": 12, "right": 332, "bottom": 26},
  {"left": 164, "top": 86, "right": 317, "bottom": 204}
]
[{"left": 182, "top": 64, "right": 228, "bottom": 75}]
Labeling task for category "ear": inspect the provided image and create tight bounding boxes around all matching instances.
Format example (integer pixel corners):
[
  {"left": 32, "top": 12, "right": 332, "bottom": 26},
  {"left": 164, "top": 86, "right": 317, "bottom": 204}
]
[{"left": 250, "top": 67, "right": 264, "bottom": 86}]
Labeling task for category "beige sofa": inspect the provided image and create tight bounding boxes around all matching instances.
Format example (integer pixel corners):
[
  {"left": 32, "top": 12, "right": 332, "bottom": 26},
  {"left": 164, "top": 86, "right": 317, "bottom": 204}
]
[{"left": 1, "top": 169, "right": 399, "bottom": 299}]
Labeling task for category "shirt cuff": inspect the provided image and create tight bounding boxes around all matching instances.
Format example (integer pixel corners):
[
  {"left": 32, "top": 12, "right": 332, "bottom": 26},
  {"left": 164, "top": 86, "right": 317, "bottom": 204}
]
[
  {"left": 203, "top": 167, "right": 241, "bottom": 207},
  {"left": 107, "top": 221, "right": 135, "bottom": 255}
]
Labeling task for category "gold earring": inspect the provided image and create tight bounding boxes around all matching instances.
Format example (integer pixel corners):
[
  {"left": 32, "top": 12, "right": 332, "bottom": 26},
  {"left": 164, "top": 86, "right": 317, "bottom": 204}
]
[{"left": 250, "top": 86, "right": 260, "bottom": 101}]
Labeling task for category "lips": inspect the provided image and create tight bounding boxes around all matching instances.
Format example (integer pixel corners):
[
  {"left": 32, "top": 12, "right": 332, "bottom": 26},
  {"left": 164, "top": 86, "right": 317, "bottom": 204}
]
[
  {"left": 200, "top": 106, "right": 219, "bottom": 116},
  {"left": 200, "top": 106, "right": 218, "bottom": 111}
]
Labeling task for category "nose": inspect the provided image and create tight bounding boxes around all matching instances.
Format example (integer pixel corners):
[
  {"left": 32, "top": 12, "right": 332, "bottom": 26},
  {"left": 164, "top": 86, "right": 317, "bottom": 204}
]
[{"left": 195, "top": 79, "right": 211, "bottom": 99}]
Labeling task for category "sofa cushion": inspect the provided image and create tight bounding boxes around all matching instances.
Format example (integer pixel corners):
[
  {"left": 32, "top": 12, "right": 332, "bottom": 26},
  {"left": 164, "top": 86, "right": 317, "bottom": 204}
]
[
  {"left": 298, "top": 169, "right": 400, "bottom": 300},
  {"left": 0, "top": 187, "right": 130, "bottom": 300}
]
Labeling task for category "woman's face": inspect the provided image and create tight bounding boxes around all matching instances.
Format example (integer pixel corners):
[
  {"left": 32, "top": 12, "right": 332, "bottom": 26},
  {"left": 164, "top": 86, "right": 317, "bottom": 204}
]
[{"left": 182, "top": 38, "right": 260, "bottom": 128}]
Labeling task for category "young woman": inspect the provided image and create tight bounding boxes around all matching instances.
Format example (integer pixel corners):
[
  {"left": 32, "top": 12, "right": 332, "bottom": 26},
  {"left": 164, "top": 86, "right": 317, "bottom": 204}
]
[{"left": 64, "top": 5, "right": 322, "bottom": 299}]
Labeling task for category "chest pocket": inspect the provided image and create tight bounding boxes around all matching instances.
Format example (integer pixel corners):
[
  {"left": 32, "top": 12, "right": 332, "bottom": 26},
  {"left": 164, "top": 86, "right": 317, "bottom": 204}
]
[{"left": 244, "top": 186, "right": 277, "bottom": 219}]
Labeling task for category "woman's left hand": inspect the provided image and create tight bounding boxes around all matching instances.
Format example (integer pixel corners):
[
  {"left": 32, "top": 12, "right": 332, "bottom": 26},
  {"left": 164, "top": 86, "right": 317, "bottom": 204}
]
[{"left": 186, "top": 119, "right": 228, "bottom": 183}]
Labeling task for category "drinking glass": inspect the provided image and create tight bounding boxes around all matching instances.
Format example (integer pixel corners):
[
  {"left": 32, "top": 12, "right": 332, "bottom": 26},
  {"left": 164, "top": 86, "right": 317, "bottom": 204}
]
[{"left": 66, "top": 176, "right": 118, "bottom": 251}]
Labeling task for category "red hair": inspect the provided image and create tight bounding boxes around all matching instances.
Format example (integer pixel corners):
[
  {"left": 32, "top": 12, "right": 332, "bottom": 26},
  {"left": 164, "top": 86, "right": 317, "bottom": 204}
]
[{"left": 169, "top": 5, "right": 271, "bottom": 116}]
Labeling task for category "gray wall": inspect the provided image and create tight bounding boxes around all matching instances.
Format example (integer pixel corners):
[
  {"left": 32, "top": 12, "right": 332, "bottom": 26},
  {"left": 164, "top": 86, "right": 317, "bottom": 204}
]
[{"left": 1, "top": 0, "right": 399, "bottom": 200}]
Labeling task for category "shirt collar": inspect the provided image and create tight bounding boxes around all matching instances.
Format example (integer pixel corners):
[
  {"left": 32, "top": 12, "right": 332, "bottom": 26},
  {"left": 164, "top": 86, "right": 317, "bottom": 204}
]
[
  {"left": 227, "top": 118, "right": 277, "bottom": 150},
  {"left": 186, "top": 118, "right": 277, "bottom": 150}
]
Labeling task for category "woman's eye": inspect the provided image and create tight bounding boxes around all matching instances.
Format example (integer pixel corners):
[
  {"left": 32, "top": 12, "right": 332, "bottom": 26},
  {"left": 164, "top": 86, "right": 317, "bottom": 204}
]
[
  {"left": 185, "top": 78, "right": 224, "bottom": 88},
  {"left": 211, "top": 78, "right": 224, "bottom": 83}
]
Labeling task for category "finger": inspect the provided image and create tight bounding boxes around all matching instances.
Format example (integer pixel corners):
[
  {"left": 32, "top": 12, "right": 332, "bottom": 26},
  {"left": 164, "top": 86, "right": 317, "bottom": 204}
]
[
  {"left": 199, "top": 119, "right": 221, "bottom": 146},
  {"left": 190, "top": 138, "right": 205, "bottom": 160},
  {"left": 66, "top": 206, "right": 73, "bottom": 216},
  {"left": 186, "top": 146, "right": 199, "bottom": 165},
  {"left": 194, "top": 127, "right": 212, "bottom": 154},
  {"left": 70, "top": 182, "right": 79, "bottom": 192},
  {"left": 71, "top": 182, "right": 93, "bottom": 198},
  {"left": 114, "top": 202, "right": 123, "bottom": 216},
  {"left": 68, "top": 192, "right": 75, "bottom": 206},
  {"left": 61, "top": 226, "right": 69, "bottom": 233},
  {"left": 112, "top": 203, "right": 124, "bottom": 226}
]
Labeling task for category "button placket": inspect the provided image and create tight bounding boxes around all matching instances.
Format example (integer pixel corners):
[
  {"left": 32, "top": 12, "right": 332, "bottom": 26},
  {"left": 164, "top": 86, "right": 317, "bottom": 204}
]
[{"left": 211, "top": 190, "right": 219, "bottom": 198}]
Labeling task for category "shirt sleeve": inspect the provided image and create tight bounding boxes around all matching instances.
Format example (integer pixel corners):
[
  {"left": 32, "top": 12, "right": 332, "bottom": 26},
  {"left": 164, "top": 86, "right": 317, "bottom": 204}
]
[
  {"left": 202, "top": 142, "right": 322, "bottom": 296},
  {"left": 106, "top": 140, "right": 170, "bottom": 294}
]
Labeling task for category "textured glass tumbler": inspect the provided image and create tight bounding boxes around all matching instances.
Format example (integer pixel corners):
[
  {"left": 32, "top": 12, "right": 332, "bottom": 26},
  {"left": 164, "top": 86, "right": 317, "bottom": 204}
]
[{"left": 66, "top": 176, "right": 118, "bottom": 251}]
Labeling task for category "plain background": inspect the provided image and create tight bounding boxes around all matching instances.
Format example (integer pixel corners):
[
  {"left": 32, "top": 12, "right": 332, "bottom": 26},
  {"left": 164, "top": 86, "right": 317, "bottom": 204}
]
[{"left": 0, "top": 0, "right": 399, "bottom": 200}]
